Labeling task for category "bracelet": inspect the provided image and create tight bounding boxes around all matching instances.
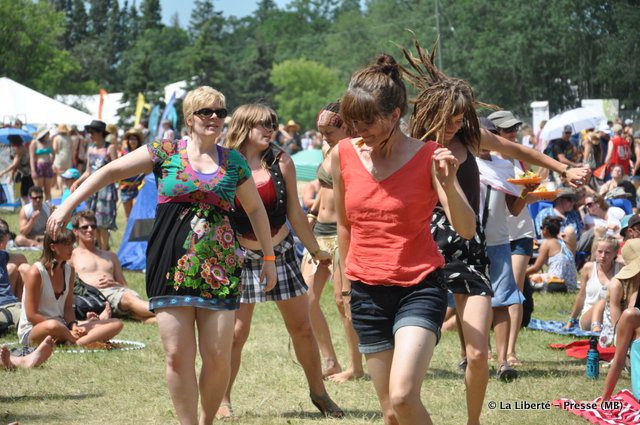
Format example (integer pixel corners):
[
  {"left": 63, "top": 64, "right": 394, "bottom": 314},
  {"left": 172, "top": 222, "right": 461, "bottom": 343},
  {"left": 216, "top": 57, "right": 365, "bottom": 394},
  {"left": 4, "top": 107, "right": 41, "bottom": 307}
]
[
  {"left": 310, "top": 248, "right": 321, "bottom": 258},
  {"left": 568, "top": 317, "right": 578, "bottom": 325},
  {"left": 341, "top": 290, "right": 351, "bottom": 297},
  {"left": 67, "top": 320, "right": 78, "bottom": 330},
  {"left": 263, "top": 255, "right": 276, "bottom": 261},
  {"left": 560, "top": 166, "right": 570, "bottom": 179}
]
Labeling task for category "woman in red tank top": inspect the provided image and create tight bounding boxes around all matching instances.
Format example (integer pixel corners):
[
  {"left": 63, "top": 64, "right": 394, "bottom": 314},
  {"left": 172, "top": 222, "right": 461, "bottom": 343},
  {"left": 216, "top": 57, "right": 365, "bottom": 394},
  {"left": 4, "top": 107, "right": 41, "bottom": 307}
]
[{"left": 333, "top": 54, "right": 475, "bottom": 425}]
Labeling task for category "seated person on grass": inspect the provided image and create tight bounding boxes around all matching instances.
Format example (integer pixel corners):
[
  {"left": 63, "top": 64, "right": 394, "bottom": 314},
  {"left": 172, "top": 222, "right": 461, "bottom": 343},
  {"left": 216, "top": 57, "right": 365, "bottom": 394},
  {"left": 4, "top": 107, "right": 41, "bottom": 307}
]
[
  {"left": 70, "top": 211, "right": 156, "bottom": 324},
  {"left": 17, "top": 227, "right": 123, "bottom": 346},
  {"left": 526, "top": 216, "right": 578, "bottom": 291},
  {"left": 0, "top": 227, "right": 29, "bottom": 325},
  {"left": 15, "top": 186, "right": 50, "bottom": 248},
  {"left": 1, "top": 336, "right": 54, "bottom": 370}
]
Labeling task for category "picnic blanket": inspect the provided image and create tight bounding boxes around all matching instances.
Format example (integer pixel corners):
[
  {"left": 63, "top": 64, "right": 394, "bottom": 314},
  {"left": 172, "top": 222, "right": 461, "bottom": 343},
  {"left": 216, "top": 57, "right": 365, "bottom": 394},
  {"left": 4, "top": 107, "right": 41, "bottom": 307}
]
[
  {"left": 528, "top": 318, "right": 600, "bottom": 337},
  {"left": 553, "top": 389, "right": 640, "bottom": 424},
  {"left": 549, "top": 340, "right": 617, "bottom": 362}
]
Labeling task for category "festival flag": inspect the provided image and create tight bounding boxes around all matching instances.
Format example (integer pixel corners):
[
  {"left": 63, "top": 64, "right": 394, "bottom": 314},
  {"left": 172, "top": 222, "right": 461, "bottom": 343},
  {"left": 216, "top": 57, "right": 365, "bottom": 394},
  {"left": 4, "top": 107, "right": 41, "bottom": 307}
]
[
  {"left": 156, "top": 91, "right": 177, "bottom": 139},
  {"left": 98, "top": 89, "right": 107, "bottom": 120},
  {"left": 134, "top": 93, "right": 151, "bottom": 127}
]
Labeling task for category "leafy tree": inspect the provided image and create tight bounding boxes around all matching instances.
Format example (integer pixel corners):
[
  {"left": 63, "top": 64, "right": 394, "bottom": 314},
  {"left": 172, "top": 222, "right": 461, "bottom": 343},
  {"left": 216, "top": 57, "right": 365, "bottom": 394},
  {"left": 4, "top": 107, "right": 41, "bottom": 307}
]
[
  {"left": 270, "top": 59, "right": 345, "bottom": 129},
  {"left": 186, "top": 0, "right": 225, "bottom": 89},
  {"left": 67, "top": 0, "right": 89, "bottom": 48},
  {"left": 88, "top": 0, "right": 110, "bottom": 36}
]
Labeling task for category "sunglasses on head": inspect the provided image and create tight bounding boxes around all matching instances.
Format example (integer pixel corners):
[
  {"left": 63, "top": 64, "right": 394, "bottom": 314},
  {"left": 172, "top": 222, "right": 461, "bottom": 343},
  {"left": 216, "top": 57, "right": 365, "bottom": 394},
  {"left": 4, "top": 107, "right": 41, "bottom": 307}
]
[
  {"left": 194, "top": 108, "right": 228, "bottom": 119},
  {"left": 79, "top": 224, "right": 95, "bottom": 230}
]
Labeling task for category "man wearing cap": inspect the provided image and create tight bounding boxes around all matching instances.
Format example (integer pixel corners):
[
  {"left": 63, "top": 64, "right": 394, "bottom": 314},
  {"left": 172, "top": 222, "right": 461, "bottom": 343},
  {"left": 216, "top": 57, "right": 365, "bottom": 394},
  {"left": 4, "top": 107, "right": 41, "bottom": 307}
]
[
  {"left": 621, "top": 214, "right": 640, "bottom": 241},
  {"left": 75, "top": 120, "right": 118, "bottom": 250},
  {"left": 605, "top": 124, "right": 631, "bottom": 176},
  {"left": 15, "top": 186, "right": 50, "bottom": 247},
  {"left": 60, "top": 168, "right": 81, "bottom": 204},
  {"left": 533, "top": 188, "right": 583, "bottom": 252},
  {"left": 547, "top": 126, "right": 582, "bottom": 182}
]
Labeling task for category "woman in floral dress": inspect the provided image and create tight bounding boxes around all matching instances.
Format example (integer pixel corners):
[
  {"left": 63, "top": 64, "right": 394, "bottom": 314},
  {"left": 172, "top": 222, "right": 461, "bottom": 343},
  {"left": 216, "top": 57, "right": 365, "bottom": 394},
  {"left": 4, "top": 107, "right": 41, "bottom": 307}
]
[{"left": 47, "top": 86, "right": 277, "bottom": 425}]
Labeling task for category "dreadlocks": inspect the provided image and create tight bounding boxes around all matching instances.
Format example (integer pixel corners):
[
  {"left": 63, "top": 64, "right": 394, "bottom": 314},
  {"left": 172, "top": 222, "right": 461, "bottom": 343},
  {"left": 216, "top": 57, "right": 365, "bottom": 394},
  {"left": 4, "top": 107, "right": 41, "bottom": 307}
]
[{"left": 399, "top": 36, "right": 490, "bottom": 149}]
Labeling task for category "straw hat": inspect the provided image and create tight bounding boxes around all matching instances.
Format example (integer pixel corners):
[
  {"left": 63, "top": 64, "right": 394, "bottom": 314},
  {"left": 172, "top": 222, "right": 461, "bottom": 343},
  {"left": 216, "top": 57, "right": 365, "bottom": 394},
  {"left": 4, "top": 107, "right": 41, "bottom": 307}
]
[
  {"left": 615, "top": 239, "right": 640, "bottom": 280},
  {"left": 284, "top": 120, "right": 300, "bottom": 132},
  {"left": 124, "top": 128, "right": 144, "bottom": 141},
  {"left": 35, "top": 125, "right": 50, "bottom": 141},
  {"left": 56, "top": 124, "right": 70, "bottom": 134}
]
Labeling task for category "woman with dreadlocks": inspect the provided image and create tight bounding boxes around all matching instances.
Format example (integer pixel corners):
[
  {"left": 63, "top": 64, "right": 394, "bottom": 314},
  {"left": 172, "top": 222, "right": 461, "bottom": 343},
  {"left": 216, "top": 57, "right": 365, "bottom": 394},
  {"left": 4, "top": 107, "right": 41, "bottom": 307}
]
[
  {"left": 400, "top": 38, "right": 590, "bottom": 425},
  {"left": 333, "top": 53, "right": 476, "bottom": 425}
]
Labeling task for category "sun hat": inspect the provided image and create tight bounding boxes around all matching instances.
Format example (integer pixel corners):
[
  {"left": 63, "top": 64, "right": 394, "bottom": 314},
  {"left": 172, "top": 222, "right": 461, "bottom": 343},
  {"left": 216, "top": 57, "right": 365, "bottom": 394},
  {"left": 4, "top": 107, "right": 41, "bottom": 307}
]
[
  {"left": 487, "top": 110, "right": 522, "bottom": 129},
  {"left": 56, "top": 124, "right": 70, "bottom": 134},
  {"left": 124, "top": 128, "right": 144, "bottom": 141},
  {"left": 604, "top": 187, "right": 628, "bottom": 200},
  {"left": 35, "top": 125, "right": 50, "bottom": 141},
  {"left": 615, "top": 239, "right": 640, "bottom": 280},
  {"left": 84, "top": 120, "right": 109, "bottom": 136},
  {"left": 61, "top": 168, "right": 81, "bottom": 180},
  {"left": 284, "top": 120, "right": 300, "bottom": 132}
]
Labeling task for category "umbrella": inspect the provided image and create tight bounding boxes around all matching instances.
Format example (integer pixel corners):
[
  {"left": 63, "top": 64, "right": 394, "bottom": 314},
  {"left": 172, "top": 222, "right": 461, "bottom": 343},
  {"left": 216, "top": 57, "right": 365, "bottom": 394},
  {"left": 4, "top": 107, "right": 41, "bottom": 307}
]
[
  {"left": 291, "top": 149, "right": 323, "bottom": 181},
  {"left": 0, "top": 127, "right": 33, "bottom": 145},
  {"left": 539, "top": 107, "right": 604, "bottom": 142}
]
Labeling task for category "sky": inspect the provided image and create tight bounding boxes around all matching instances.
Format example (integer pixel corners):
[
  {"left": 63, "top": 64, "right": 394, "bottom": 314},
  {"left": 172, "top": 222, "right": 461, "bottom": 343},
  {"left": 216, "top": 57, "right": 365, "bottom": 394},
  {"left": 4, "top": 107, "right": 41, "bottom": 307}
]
[{"left": 158, "top": 0, "right": 289, "bottom": 26}]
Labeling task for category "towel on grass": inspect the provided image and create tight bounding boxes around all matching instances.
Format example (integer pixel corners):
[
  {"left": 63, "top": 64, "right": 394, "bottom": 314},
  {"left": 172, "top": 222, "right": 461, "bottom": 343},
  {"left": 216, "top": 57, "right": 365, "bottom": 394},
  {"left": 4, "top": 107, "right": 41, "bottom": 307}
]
[
  {"left": 528, "top": 318, "right": 599, "bottom": 337},
  {"left": 548, "top": 339, "right": 616, "bottom": 362},
  {"left": 553, "top": 389, "right": 640, "bottom": 424}
]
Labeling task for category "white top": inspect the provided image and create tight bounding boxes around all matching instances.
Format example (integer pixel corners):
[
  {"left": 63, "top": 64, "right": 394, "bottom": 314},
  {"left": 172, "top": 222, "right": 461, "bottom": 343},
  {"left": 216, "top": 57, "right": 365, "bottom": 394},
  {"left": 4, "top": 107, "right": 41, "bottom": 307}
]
[
  {"left": 17, "top": 262, "right": 71, "bottom": 342},
  {"left": 23, "top": 203, "right": 51, "bottom": 238},
  {"left": 580, "top": 261, "right": 618, "bottom": 319},
  {"left": 507, "top": 164, "right": 535, "bottom": 241},
  {"left": 482, "top": 183, "right": 511, "bottom": 246}
]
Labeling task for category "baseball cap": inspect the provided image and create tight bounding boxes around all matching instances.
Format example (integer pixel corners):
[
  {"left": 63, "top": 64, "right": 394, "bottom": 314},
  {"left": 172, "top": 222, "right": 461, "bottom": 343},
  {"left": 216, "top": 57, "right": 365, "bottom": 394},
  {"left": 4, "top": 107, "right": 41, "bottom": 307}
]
[
  {"left": 479, "top": 117, "right": 498, "bottom": 133},
  {"left": 563, "top": 125, "right": 573, "bottom": 134},
  {"left": 621, "top": 214, "right": 640, "bottom": 237},
  {"left": 487, "top": 110, "right": 522, "bottom": 129}
]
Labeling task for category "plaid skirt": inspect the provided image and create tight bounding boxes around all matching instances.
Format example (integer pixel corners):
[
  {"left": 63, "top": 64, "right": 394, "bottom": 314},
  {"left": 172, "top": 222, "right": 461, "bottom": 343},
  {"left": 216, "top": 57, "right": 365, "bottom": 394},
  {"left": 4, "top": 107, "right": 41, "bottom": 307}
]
[{"left": 240, "top": 233, "right": 308, "bottom": 303}]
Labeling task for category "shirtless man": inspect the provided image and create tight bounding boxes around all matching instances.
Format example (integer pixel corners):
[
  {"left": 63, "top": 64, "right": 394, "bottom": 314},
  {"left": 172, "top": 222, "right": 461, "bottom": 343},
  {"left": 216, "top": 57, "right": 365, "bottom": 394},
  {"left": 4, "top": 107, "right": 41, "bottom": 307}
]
[
  {"left": 15, "top": 186, "right": 50, "bottom": 247},
  {"left": 70, "top": 211, "right": 155, "bottom": 324}
]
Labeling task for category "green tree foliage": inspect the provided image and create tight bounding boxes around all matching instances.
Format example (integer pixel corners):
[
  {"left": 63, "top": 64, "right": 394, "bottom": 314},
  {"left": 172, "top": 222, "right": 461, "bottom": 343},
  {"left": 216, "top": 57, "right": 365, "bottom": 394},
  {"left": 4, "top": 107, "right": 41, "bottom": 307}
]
[
  {"left": 185, "top": 0, "right": 225, "bottom": 89},
  {"left": 140, "top": 0, "right": 163, "bottom": 31},
  {"left": 270, "top": 59, "right": 345, "bottom": 129}
]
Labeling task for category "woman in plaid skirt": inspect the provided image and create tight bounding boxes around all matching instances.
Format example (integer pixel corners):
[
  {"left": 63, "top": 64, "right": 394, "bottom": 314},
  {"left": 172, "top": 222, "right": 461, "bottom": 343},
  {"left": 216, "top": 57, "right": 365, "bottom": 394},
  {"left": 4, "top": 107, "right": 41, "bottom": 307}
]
[{"left": 220, "top": 103, "right": 344, "bottom": 419}]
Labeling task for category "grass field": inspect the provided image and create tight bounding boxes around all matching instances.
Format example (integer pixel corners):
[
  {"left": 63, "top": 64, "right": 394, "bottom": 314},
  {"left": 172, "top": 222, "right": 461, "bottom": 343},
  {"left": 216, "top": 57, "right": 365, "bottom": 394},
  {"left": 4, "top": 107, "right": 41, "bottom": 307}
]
[{"left": 0, "top": 205, "right": 631, "bottom": 425}]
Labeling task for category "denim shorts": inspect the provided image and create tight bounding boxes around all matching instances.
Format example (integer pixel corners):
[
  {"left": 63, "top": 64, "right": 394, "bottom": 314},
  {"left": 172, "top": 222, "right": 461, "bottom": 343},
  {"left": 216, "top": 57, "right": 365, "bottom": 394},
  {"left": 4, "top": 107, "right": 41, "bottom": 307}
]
[
  {"left": 510, "top": 237, "right": 534, "bottom": 257},
  {"left": 349, "top": 270, "right": 447, "bottom": 354}
]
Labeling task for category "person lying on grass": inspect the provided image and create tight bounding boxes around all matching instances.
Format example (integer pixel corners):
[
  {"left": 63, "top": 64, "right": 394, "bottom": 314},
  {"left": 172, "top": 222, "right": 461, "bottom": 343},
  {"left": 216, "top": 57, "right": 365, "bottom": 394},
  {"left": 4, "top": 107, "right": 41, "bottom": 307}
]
[{"left": 17, "top": 227, "right": 123, "bottom": 346}]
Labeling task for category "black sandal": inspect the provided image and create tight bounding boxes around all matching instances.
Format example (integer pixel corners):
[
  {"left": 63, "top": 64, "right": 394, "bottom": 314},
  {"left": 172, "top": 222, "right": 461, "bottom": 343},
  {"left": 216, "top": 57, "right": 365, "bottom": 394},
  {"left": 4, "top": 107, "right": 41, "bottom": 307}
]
[{"left": 310, "top": 392, "right": 345, "bottom": 419}]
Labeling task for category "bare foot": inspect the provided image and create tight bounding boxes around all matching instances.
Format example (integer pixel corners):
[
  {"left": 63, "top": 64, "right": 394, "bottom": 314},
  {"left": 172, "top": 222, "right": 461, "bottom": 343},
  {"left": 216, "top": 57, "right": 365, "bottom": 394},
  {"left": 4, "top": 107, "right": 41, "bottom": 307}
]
[
  {"left": 17, "top": 336, "right": 54, "bottom": 368},
  {"left": 215, "top": 402, "right": 234, "bottom": 420},
  {"left": 322, "top": 359, "right": 342, "bottom": 378},
  {"left": 327, "top": 368, "right": 365, "bottom": 383},
  {"left": 99, "top": 303, "right": 112, "bottom": 320},
  {"left": 1, "top": 345, "right": 15, "bottom": 370}
]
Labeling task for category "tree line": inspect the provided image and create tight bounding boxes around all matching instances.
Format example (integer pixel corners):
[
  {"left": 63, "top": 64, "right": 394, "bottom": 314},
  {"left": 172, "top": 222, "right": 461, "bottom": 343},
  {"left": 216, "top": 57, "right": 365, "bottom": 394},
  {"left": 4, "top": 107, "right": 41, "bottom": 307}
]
[{"left": 1, "top": 0, "right": 638, "bottom": 130}]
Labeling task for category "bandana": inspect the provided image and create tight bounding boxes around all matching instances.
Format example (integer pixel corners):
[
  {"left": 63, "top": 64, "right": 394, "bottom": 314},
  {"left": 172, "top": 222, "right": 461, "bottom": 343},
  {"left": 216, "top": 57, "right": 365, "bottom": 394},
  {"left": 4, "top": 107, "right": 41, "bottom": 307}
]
[{"left": 317, "top": 110, "right": 343, "bottom": 129}]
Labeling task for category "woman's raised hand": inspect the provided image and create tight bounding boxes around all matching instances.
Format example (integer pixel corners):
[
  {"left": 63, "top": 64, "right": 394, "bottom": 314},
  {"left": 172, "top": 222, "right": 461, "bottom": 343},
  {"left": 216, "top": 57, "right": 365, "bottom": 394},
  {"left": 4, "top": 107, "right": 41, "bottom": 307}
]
[{"left": 433, "top": 147, "right": 459, "bottom": 189}]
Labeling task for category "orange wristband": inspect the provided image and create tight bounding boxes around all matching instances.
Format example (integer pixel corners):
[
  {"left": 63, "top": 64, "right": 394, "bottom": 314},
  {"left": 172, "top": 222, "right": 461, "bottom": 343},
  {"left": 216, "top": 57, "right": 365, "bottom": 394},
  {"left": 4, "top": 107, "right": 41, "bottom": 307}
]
[{"left": 263, "top": 255, "right": 276, "bottom": 261}]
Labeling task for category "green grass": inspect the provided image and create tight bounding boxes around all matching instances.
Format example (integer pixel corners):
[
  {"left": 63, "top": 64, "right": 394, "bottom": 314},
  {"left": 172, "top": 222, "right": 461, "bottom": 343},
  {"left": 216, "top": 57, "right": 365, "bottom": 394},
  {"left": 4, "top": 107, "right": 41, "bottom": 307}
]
[{"left": 0, "top": 207, "right": 632, "bottom": 424}]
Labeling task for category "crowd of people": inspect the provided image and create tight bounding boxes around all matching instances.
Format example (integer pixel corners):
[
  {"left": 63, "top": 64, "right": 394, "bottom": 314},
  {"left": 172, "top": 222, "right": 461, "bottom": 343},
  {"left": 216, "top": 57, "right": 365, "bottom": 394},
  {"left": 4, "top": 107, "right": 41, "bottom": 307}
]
[{"left": 1, "top": 45, "right": 639, "bottom": 425}]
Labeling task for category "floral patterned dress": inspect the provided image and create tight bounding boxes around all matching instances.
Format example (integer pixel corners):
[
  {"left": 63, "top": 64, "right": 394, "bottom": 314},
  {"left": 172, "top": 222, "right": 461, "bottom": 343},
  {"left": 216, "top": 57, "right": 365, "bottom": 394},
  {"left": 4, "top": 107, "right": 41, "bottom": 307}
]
[{"left": 145, "top": 138, "right": 251, "bottom": 311}]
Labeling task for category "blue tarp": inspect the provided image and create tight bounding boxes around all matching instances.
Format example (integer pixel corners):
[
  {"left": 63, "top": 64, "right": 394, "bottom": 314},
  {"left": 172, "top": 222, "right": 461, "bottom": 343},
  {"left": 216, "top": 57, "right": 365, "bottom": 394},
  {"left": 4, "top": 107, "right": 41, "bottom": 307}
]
[{"left": 117, "top": 173, "right": 157, "bottom": 271}]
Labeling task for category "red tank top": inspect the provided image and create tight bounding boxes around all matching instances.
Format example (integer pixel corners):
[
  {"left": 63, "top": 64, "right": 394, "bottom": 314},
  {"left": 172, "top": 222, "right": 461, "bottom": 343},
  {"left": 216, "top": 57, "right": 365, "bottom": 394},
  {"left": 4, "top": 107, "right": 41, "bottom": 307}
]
[
  {"left": 339, "top": 138, "right": 444, "bottom": 286},
  {"left": 610, "top": 136, "right": 630, "bottom": 175}
]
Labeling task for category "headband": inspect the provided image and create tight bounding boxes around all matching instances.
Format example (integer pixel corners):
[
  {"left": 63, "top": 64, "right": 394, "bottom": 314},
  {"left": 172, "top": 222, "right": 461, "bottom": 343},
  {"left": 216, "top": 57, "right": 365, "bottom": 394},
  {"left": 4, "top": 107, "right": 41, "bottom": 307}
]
[{"left": 317, "top": 110, "right": 343, "bottom": 129}]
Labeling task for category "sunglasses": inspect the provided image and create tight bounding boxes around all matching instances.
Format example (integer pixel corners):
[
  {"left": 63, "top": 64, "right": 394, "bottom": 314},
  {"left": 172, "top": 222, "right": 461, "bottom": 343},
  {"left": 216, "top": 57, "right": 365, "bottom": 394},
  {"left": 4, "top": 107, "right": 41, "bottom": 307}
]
[
  {"left": 30, "top": 195, "right": 43, "bottom": 200},
  {"left": 258, "top": 119, "right": 278, "bottom": 131},
  {"left": 79, "top": 224, "right": 96, "bottom": 230},
  {"left": 502, "top": 124, "right": 521, "bottom": 133},
  {"left": 585, "top": 202, "right": 595, "bottom": 208},
  {"left": 194, "top": 108, "right": 228, "bottom": 119}
]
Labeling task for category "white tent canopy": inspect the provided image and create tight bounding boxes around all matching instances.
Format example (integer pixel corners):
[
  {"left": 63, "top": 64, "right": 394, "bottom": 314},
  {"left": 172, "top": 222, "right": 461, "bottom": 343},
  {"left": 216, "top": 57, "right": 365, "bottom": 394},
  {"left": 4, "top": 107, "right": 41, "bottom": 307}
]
[
  {"left": 0, "top": 77, "right": 94, "bottom": 126},
  {"left": 56, "top": 93, "right": 126, "bottom": 125}
]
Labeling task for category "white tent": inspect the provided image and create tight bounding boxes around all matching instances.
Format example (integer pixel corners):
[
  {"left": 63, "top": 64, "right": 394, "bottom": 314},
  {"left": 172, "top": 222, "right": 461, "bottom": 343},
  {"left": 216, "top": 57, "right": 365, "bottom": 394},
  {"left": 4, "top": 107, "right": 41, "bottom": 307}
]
[
  {"left": 56, "top": 93, "right": 126, "bottom": 125},
  {"left": 0, "top": 77, "right": 94, "bottom": 126}
]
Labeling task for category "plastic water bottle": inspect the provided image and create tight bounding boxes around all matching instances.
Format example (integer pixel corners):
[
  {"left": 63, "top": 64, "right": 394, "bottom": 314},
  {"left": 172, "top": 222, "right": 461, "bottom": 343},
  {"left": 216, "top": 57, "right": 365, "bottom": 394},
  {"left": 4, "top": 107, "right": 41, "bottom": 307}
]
[{"left": 586, "top": 336, "right": 600, "bottom": 379}]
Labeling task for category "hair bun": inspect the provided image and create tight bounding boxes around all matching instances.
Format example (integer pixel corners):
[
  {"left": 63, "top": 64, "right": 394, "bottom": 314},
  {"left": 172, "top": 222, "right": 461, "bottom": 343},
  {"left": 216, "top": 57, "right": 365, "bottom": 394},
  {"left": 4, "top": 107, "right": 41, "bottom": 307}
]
[{"left": 375, "top": 54, "right": 401, "bottom": 80}]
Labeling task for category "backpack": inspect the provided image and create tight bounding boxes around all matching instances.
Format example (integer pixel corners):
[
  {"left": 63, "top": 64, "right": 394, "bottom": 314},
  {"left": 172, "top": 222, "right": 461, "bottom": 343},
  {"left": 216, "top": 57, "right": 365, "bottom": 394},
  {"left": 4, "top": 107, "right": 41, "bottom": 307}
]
[{"left": 73, "top": 278, "right": 108, "bottom": 320}]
